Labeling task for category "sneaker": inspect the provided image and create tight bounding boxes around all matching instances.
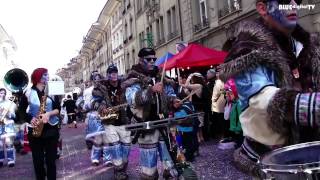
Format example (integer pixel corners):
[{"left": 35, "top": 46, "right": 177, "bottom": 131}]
[
  {"left": 104, "top": 160, "right": 113, "bottom": 167},
  {"left": 114, "top": 171, "right": 128, "bottom": 180},
  {"left": 163, "top": 168, "right": 178, "bottom": 179},
  {"left": 8, "top": 162, "right": 15, "bottom": 167},
  {"left": 92, "top": 159, "right": 99, "bottom": 166}
]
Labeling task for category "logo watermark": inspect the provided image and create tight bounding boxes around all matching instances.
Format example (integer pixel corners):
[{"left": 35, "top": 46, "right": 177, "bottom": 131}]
[{"left": 279, "top": 4, "right": 315, "bottom": 10}]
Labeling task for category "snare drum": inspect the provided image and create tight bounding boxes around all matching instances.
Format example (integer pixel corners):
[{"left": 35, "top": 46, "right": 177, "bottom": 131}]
[{"left": 259, "top": 141, "right": 320, "bottom": 180}]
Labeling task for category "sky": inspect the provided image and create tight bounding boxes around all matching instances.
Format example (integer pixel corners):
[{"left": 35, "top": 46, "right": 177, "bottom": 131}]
[{"left": 0, "top": 0, "right": 107, "bottom": 76}]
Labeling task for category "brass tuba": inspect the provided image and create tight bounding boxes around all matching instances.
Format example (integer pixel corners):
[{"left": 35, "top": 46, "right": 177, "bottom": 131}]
[
  {"left": 0, "top": 68, "right": 29, "bottom": 124},
  {"left": 4, "top": 68, "right": 29, "bottom": 93}
]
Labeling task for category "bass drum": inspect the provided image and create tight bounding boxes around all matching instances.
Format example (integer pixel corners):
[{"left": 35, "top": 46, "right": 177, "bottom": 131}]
[{"left": 259, "top": 141, "right": 320, "bottom": 180}]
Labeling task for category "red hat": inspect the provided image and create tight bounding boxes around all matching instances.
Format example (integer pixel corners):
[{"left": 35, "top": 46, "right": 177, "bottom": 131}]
[{"left": 31, "top": 68, "right": 48, "bottom": 85}]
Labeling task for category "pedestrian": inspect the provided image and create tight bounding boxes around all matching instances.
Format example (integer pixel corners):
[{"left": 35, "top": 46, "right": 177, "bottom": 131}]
[
  {"left": 16, "top": 68, "right": 60, "bottom": 180},
  {"left": 63, "top": 94, "right": 77, "bottom": 128},
  {"left": 172, "top": 98, "right": 197, "bottom": 162},
  {"left": 218, "top": 0, "right": 320, "bottom": 177},
  {"left": 211, "top": 72, "right": 226, "bottom": 139}
]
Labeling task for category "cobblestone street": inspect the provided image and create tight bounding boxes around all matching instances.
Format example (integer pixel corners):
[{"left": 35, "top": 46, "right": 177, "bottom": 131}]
[{"left": 0, "top": 123, "right": 250, "bottom": 180}]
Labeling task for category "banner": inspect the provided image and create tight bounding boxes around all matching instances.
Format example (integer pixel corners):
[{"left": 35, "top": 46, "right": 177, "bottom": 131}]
[{"left": 47, "top": 81, "right": 65, "bottom": 95}]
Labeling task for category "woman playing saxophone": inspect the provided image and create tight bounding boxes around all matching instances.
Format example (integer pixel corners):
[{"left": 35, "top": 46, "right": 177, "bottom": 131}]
[{"left": 16, "top": 68, "right": 60, "bottom": 180}]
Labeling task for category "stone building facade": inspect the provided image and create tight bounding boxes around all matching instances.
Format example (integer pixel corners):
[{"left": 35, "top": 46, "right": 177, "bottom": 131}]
[{"left": 58, "top": 0, "right": 320, "bottom": 92}]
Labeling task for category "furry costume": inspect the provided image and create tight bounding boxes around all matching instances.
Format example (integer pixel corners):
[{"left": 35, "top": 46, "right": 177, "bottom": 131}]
[
  {"left": 219, "top": 18, "right": 320, "bottom": 176},
  {"left": 124, "top": 63, "right": 177, "bottom": 179},
  {"left": 92, "top": 76, "right": 131, "bottom": 180}
]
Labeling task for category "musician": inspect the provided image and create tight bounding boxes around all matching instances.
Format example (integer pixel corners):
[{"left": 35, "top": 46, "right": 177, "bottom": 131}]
[
  {"left": 0, "top": 88, "right": 16, "bottom": 167},
  {"left": 84, "top": 71, "right": 112, "bottom": 166},
  {"left": 91, "top": 64, "right": 131, "bottom": 180},
  {"left": 123, "top": 47, "right": 178, "bottom": 179},
  {"left": 17, "top": 68, "right": 60, "bottom": 180},
  {"left": 218, "top": 0, "right": 320, "bottom": 177}
]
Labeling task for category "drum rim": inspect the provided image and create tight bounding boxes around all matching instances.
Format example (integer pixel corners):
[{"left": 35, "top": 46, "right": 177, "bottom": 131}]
[{"left": 260, "top": 141, "right": 320, "bottom": 172}]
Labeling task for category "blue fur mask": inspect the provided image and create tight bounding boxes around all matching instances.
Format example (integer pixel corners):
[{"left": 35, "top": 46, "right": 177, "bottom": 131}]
[{"left": 267, "top": 0, "right": 297, "bottom": 30}]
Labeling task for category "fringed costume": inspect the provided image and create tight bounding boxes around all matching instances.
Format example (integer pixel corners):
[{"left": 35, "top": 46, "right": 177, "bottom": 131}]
[{"left": 219, "top": 18, "right": 320, "bottom": 177}]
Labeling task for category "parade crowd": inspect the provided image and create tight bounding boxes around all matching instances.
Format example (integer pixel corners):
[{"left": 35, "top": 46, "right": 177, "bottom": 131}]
[{"left": 2, "top": 0, "right": 320, "bottom": 179}]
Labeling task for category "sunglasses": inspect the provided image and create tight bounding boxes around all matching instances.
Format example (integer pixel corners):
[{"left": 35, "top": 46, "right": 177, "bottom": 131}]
[
  {"left": 144, "top": 57, "right": 157, "bottom": 62},
  {"left": 277, "top": 0, "right": 302, "bottom": 5}
]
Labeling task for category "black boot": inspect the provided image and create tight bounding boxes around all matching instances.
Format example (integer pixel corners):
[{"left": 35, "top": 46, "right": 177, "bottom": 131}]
[{"left": 140, "top": 171, "right": 159, "bottom": 180}]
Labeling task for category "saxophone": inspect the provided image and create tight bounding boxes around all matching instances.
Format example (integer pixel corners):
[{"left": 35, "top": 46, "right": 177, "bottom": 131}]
[
  {"left": 32, "top": 95, "right": 47, "bottom": 137},
  {"left": 100, "top": 103, "right": 128, "bottom": 121}
]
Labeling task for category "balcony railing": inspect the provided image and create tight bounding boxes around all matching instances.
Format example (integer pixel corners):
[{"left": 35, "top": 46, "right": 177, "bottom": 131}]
[
  {"left": 193, "top": 17, "right": 209, "bottom": 32},
  {"left": 218, "top": 0, "right": 241, "bottom": 18},
  {"left": 167, "top": 30, "right": 178, "bottom": 40},
  {"left": 155, "top": 38, "right": 165, "bottom": 46}
]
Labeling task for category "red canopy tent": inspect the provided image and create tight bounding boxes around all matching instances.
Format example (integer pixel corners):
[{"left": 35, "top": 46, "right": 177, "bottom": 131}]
[{"left": 160, "top": 43, "right": 227, "bottom": 70}]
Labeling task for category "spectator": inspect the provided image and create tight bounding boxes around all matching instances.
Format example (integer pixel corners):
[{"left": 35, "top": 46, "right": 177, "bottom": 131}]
[
  {"left": 63, "top": 95, "right": 77, "bottom": 128},
  {"left": 211, "top": 72, "right": 226, "bottom": 138}
]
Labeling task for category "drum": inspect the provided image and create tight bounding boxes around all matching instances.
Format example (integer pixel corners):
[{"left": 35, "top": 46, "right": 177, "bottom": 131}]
[{"left": 259, "top": 141, "right": 320, "bottom": 180}]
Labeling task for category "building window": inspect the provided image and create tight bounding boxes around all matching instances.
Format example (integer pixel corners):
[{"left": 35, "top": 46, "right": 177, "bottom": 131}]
[
  {"left": 146, "top": 26, "right": 153, "bottom": 47},
  {"left": 126, "top": 53, "right": 130, "bottom": 69},
  {"left": 139, "top": 31, "right": 145, "bottom": 49},
  {"left": 129, "top": 16, "right": 133, "bottom": 38},
  {"left": 199, "top": 0, "right": 208, "bottom": 25},
  {"left": 160, "top": 16, "right": 165, "bottom": 43},
  {"left": 166, "top": 9, "right": 172, "bottom": 35},
  {"left": 124, "top": 21, "right": 128, "bottom": 41},
  {"left": 168, "top": 6, "right": 178, "bottom": 40},
  {"left": 192, "top": 0, "right": 209, "bottom": 32},
  {"left": 136, "top": 0, "right": 143, "bottom": 15},
  {"left": 218, "top": 0, "right": 241, "bottom": 18},
  {"left": 156, "top": 18, "right": 161, "bottom": 45},
  {"left": 172, "top": 6, "right": 176, "bottom": 32},
  {"left": 132, "top": 49, "right": 135, "bottom": 64}
]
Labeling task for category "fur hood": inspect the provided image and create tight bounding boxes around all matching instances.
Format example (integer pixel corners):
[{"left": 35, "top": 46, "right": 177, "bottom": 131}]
[
  {"left": 219, "top": 18, "right": 320, "bottom": 91},
  {"left": 121, "top": 63, "right": 176, "bottom": 89}
]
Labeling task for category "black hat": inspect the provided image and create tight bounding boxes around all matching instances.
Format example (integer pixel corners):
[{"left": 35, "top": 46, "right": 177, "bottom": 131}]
[
  {"left": 138, "top": 48, "right": 156, "bottom": 58},
  {"left": 90, "top": 70, "right": 101, "bottom": 81},
  {"left": 107, "top": 64, "right": 118, "bottom": 74}
]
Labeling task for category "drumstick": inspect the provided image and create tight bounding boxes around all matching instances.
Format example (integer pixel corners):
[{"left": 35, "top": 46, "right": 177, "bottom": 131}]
[
  {"left": 180, "top": 88, "right": 201, "bottom": 103},
  {"left": 177, "top": 68, "right": 181, "bottom": 85},
  {"left": 160, "top": 55, "right": 168, "bottom": 84}
]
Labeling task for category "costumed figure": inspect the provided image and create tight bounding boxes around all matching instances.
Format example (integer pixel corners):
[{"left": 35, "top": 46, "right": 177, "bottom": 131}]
[
  {"left": 218, "top": 0, "right": 320, "bottom": 177},
  {"left": 84, "top": 71, "right": 112, "bottom": 166},
  {"left": 123, "top": 47, "right": 178, "bottom": 180},
  {"left": 0, "top": 88, "right": 17, "bottom": 167},
  {"left": 92, "top": 64, "right": 131, "bottom": 180}
]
